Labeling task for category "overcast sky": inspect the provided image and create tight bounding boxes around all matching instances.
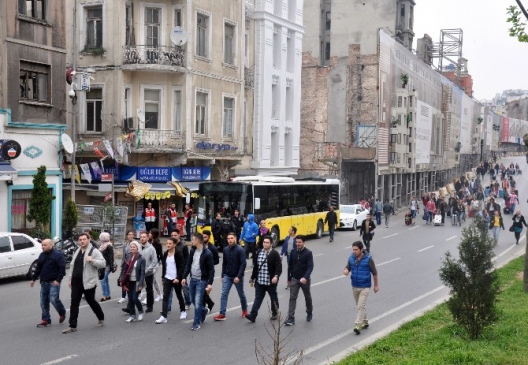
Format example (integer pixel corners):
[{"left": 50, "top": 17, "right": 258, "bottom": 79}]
[{"left": 414, "top": 0, "right": 528, "bottom": 100}]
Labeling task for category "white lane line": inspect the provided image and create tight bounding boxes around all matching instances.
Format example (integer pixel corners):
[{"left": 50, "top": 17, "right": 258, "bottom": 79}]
[
  {"left": 382, "top": 233, "right": 399, "bottom": 239},
  {"left": 493, "top": 235, "right": 525, "bottom": 262},
  {"left": 40, "top": 355, "right": 79, "bottom": 365},
  {"left": 377, "top": 258, "right": 400, "bottom": 266},
  {"left": 417, "top": 245, "right": 434, "bottom": 252},
  {"left": 312, "top": 276, "right": 345, "bottom": 288},
  {"left": 408, "top": 225, "right": 419, "bottom": 230},
  {"left": 445, "top": 235, "right": 457, "bottom": 241},
  {"left": 314, "top": 253, "right": 324, "bottom": 257}
]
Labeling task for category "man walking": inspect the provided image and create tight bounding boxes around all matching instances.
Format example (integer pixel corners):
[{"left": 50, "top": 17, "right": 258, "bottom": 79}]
[
  {"left": 182, "top": 233, "right": 215, "bottom": 331},
  {"left": 409, "top": 196, "right": 419, "bottom": 225},
  {"left": 359, "top": 213, "right": 376, "bottom": 253},
  {"left": 241, "top": 214, "right": 259, "bottom": 259},
  {"left": 214, "top": 233, "right": 248, "bottom": 321},
  {"left": 374, "top": 199, "right": 383, "bottom": 225},
  {"left": 140, "top": 231, "right": 158, "bottom": 313},
  {"left": 284, "top": 235, "right": 314, "bottom": 326},
  {"left": 324, "top": 206, "right": 337, "bottom": 242},
  {"left": 202, "top": 230, "right": 219, "bottom": 312},
  {"left": 62, "top": 233, "right": 106, "bottom": 334},
  {"left": 245, "top": 235, "right": 282, "bottom": 323},
  {"left": 343, "top": 241, "right": 379, "bottom": 335},
  {"left": 168, "top": 230, "right": 190, "bottom": 312},
  {"left": 382, "top": 200, "right": 394, "bottom": 228},
  {"left": 231, "top": 209, "right": 245, "bottom": 241},
  {"left": 30, "top": 239, "right": 67, "bottom": 328}
]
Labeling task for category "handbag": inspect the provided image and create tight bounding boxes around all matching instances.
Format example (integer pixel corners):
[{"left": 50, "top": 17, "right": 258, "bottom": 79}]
[
  {"left": 111, "top": 263, "right": 118, "bottom": 273},
  {"left": 509, "top": 225, "right": 515, "bottom": 232},
  {"left": 98, "top": 268, "right": 105, "bottom": 280}
]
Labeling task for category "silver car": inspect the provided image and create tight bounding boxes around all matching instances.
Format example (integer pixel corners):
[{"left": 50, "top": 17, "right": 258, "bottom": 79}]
[
  {"left": 0, "top": 232, "right": 42, "bottom": 279},
  {"left": 339, "top": 204, "right": 368, "bottom": 231}
]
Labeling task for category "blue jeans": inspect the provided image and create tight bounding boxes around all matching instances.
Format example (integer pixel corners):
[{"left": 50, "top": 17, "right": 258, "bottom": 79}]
[
  {"left": 189, "top": 278, "right": 208, "bottom": 326},
  {"left": 492, "top": 227, "right": 501, "bottom": 242},
  {"left": 220, "top": 276, "right": 248, "bottom": 315},
  {"left": 40, "top": 282, "right": 66, "bottom": 323},
  {"left": 328, "top": 225, "right": 335, "bottom": 240},
  {"left": 127, "top": 281, "right": 143, "bottom": 317},
  {"left": 510, "top": 204, "right": 516, "bottom": 215},
  {"left": 375, "top": 212, "right": 382, "bottom": 225},
  {"left": 100, "top": 267, "right": 111, "bottom": 298}
]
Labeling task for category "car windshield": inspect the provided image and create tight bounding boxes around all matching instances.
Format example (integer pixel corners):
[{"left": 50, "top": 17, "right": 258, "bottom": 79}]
[{"left": 341, "top": 206, "right": 357, "bottom": 214}]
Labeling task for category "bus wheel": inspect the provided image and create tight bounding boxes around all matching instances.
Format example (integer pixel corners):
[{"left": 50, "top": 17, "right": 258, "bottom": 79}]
[
  {"left": 316, "top": 220, "right": 324, "bottom": 239},
  {"left": 271, "top": 226, "right": 280, "bottom": 248}
]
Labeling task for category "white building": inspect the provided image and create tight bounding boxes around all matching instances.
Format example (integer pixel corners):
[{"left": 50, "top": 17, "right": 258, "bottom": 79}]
[{"left": 247, "top": 0, "right": 304, "bottom": 175}]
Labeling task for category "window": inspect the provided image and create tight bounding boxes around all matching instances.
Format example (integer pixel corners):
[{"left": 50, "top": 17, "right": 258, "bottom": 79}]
[
  {"left": 273, "top": 26, "right": 281, "bottom": 68},
  {"left": 286, "top": 34, "right": 294, "bottom": 72},
  {"left": 286, "top": 86, "right": 293, "bottom": 121},
  {"left": 144, "top": 89, "right": 160, "bottom": 129},
  {"left": 86, "top": 88, "right": 103, "bottom": 132},
  {"left": 195, "top": 92, "right": 208, "bottom": 135},
  {"left": 125, "top": 5, "right": 133, "bottom": 46},
  {"left": 325, "top": 11, "right": 331, "bottom": 30},
  {"left": 224, "top": 23, "right": 235, "bottom": 64},
  {"left": 12, "top": 190, "right": 43, "bottom": 233},
  {"left": 325, "top": 42, "right": 331, "bottom": 61},
  {"left": 196, "top": 13, "right": 209, "bottom": 57},
  {"left": 272, "top": 84, "right": 280, "bottom": 119},
  {"left": 223, "top": 97, "right": 234, "bottom": 138},
  {"left": 409, "top": 6, "right": 414, "bottom": 29},
  {"left": 174, "top": 9, "right": 182, "bottom": 27},
  {"left": 19, "top": 0, "right": 47, "bottom": 20},
  {"left": 86, "top": 6, "right": 103, "bottom": 48},
  {"left": 0, "top": 237, "right": 11, "bottom": 253},
  {"left": 12, "top": 236, "right": 34, "bottom": 251},
  {"left": 173, "top": 90, "right": 182, "bottom": 132},
  {"left": 145, "top": 7, "right": 160, "bottom": 47},
  {"left": 245, "top": 33, "right": 249, "bottom": 66},
  {"left": 390, "top": 134, "right": 397, "bottom": 143},
  {"left": 20, "top": 61, "right": 49, "bottom": 102},
  {"left": 397, "top": 96, "right": 402, "bottom": 107},
  {"left": 124, "top": 88, "right": 131, "bottom": 119}
]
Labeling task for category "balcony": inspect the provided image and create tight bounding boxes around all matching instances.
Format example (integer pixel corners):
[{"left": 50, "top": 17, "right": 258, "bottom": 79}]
[
  {"left": 132, "top": 129, "right": 186, "bottom": 153},
  {"left": 122, "top": 45, "right": 186, "bottom": 73},
  {"left": 245, "top": 67, "right": 254, "bottom": 89}
]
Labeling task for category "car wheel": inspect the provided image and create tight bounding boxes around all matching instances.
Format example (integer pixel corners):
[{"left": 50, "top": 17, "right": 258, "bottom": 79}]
[
  {"left": 352, "top": 220, "right": 357, "bottom": 231},
  {"left": 27, "top": 260, "right": 38, "bottom": 279},
  {"left": 271, "top": 226, "right": 280, "bottom": 248},
  {"left": 316, "top": 220, "right": 324, "bottom": 239}
]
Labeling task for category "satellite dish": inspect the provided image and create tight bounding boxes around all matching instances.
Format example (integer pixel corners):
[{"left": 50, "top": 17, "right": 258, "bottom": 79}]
[
  {"left": 137, "top": 107, "right": 145, "bottom": 123},
  {"left": 61, "top": 133, "right": 74, "bottom": 154},
  {"left": 170, "top": 27, "right": 188, "bottom": 46}
]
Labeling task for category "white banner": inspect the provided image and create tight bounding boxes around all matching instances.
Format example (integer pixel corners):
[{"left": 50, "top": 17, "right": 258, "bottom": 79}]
[
  {"left": 415, "top": 100, "right": 432, "bottom": 164},
  {"left": 460, "top": 94, "right": 473, "bottom": 153},
  {"left": 486, "top": 116, "right": 492, "bottom": 147}
]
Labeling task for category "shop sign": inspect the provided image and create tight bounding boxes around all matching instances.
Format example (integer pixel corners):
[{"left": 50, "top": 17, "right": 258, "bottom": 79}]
[
  {"left": 182, "top": 167, "right": 202, "bottom": 181},
  {"left": 84, "top": 207, "right": 95, "bottom": 215},
  {"left": 101, "top": 173, "right": 113, "bottom": 182},
  {"left": 137, "top": 167, "right": 171, "bottom": 182},
  {"left": 195, "top": 141, "right": 238, "bottom": 151}
]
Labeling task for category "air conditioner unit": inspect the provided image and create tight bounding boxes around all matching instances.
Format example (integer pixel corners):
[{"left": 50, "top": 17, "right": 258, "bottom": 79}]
[{"left": 124, "top": 117, "right": 134, "bottom": 130}]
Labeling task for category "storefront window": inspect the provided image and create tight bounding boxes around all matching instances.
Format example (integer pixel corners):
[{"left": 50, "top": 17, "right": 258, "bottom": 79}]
[{"left": 11, "top": 190, "right": 51, "bottom": 234}]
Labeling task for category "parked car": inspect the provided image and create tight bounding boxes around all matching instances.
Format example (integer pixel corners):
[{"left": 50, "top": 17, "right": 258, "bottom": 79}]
[
  {"left": 339, "top": 204, "right": 368, "bottom": 230},
  {"left": 0, "top": 232, "right": 42, "bottom": 279}
]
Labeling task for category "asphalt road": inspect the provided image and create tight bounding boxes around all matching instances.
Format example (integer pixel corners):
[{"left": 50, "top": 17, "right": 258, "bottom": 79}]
[{"left": 1, "top": 156, "right": 526, "bottom": 365}]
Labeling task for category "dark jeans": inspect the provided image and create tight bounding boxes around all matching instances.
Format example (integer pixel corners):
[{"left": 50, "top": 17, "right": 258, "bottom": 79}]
[
  {"left": 40, "top": 282, "right": 66, "bottom": 323},
  {"left": 287, "top": 278, "right": 312, "bottom": 320},
  {"left": 245, "top": 241, "right": 256, "bottom": 259},
  {"left": 250, "top": 282, "right": 279, "bottom": 318},
  {"left": 161, "top": 277, "right": 184, "bottom": 317},
  {"left": 69, "top": 284, "right": 104, "bottom": 329},
  {"left": 145, "top": 274, "right": 154, "bottom": 310},
  {"left": 375, "top": 212, "right": 382, "bottom": 225},
  {"left": 362, "top": 235, "right": 372, "bottom": 253},
  {"left": 329, "top": 225, "right": 335, "bottom": 240},
  {"left": 186, "top": 220, "right": 192, "bottom": 241},
  {"left": 127, "top": 281, "right": 143, "bottom": 317},
  {"left": 183, "top": 283, "right": 191, "bottom": 306},
  {"left": 440, "top": 211, "right": 446, "bottom": 224}
]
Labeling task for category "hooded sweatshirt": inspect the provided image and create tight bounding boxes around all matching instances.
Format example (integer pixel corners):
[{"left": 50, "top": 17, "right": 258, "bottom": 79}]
[{"left": 241, "top": 214, "right": 259, "bottom": 243}]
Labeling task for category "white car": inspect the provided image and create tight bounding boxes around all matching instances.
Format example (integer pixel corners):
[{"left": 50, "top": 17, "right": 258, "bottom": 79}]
[
  {"left": 339, "top": 204, "right": 369, "bottom": 231},
  {"left": 0, "top": 232, "right": 42, "bottom": 279}
]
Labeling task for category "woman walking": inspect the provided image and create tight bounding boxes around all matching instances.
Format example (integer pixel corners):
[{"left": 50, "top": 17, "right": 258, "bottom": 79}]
[
  {"left": 489, "top": 210, "right": 505, "bottom": 244},
  {"left": 118, "top": 230, "right": 135, "bottom": 304},
  {"left": 511, "top": 209, "right": 528, "bottom": 245},
  {"left": 148, "top": 229, "right": 163, "bottom": 302},
  {"left": 120, "top": 241, "right": 146, "bottom": 322},
  {"left": 99, "top": 232, "right": 114, "bottom": 301}
]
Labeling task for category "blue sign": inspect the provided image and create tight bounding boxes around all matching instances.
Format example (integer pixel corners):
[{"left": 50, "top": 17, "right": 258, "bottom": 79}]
[
  {"left": 181, "top": 167, "right": 202, "bottom": 181},
  {"left": 137, "top": 167, "right": 171, "bottom": 182},
  {"left": 195, "top": 141, "right": 238, "bottom": 151}
]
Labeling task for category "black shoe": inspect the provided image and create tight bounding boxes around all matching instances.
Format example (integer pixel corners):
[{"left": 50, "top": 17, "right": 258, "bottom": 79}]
[
  {"left": 270, "top": 314, "right": 278, "bottom": 321},
  {"left": 145, "top": 308, "right": 153, "bottom": 313},
  {"left": 306, "top": 313, "right": 313, "bottom": 322},
  {"left": 208, "top": 301, "right": 215, "bottom": 312},
  {"left": 245, "top": 314, "right": 256, "bottom": 323},
  {"left": 284, "top": 318, "right": 295, "bottom": 326},
  {"left": 122, "top": 308, "right": 130, "bottom": 314}
]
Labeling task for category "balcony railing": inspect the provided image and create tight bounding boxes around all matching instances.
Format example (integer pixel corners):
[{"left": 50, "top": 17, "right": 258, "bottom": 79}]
[
  {"left": 123, "top": 45, "right": 185, "bottom": 68},
  {"left": 134, "top": 129, "right": 185, "bottom": 151}
]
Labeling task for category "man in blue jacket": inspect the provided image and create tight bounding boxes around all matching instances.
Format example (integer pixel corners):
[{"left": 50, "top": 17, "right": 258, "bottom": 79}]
[
  {"left": 284, "top": 235, "right": 314, "bottom": 326},
  {"left": 241, "top": 214, "right": 259, "bottom": 260},
  {"left": 343, "top": 241, "right": 379, "bottom": 335},
  {"left": 214, "top": 232, "right": 247, "bottom": 321},
  {"left": 30, "top": 239, "right": 67, "bottom": 327}
]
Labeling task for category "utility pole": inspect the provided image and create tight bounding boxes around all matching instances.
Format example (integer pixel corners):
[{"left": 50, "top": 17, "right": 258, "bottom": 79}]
[{"left": 70, "top": 1, "right": 77, "bottom": 202}]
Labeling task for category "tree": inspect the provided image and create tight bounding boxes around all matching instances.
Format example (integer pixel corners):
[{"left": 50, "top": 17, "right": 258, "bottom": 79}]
[
  {"left": 507, "top": 1, "right": 528, "bottom": 42},
  {"left": 27, "top": 165, "right": 56, "bottom": 238},
  {"left": 439, "top": 216, "right": 499, "bottom": 339},
  {"left": 63, "top": 199, "right": 78, "bottom": 238}
]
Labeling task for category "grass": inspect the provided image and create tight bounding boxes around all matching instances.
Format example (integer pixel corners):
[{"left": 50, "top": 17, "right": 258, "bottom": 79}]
[{"left": 338, "top": 256, "right": 528, "bottom": 365}]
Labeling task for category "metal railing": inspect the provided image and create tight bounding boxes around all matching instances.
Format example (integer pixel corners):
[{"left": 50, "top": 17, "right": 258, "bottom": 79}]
[
  {"left": 135, "top": 129, "right": 185, "bottom": 150},
  {"left": 123, "top": 45, "right": 185, "bottom": 67}
]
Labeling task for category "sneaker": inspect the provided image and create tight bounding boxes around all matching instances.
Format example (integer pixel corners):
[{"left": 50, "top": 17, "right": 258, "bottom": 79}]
[
  {"left": 284, "top": 318, "right": 295, "bottom": 326},
  {"left": 185, "top": 304, "right": 191, "bottom": 310},
  {"left": 306, "top": 313, "right": 313, "bottom": 322},
  {"left": 36, "top": 320, "right": 51, "bottom": 328},
  {"left": 155, "top": 295, "right": 162, "bottom": 302},
  {"left": 191, "top": 324, "right": 201, "bottom": 331},
  {"left": 122, "top": 308, "right": 130, "bottom": 314},
  {"left": 361, "top": 321, "right": 369, "bottom": 329},
  {"left": 353, "top": 324, "right": 361, "bottom": 334},
  {"left": 137, "top": 313, "right": 144, "bottom": 321},
  {"left": 145, "top": 308, "right": 153, "bottom": 313},
  {"left": 214, "top": 314, "right": 226, "bottom": 321},
  {"left": 180, "top": 311, "right": 187, "bottom": 320},
  {"left": 141, "top": 298, "right": 147, "bottom": 305},
  {"left": 59, "top": 315, "right": 66, "bottom": 324},
  {"left": 241, "top": 310, "right": 248, "bottom": 318},
  {"left": 117, "top": 298, "right": 127, "bottom": 304},
  {"left": 62, "top": 327, "right": 77, "bottom": 334},
  {"left": 155, "top": 316, "right": 167, "bottom": 324},
  {"left": 270, "top": 314, "right": 278, "bottom": 321},
  {"left": 97, "top": 320, "right": 104, "bottom": 327},
  {"left": 245, "top": 314, "right": 256, "bottom": 323},
  {"left": 126, "top": 316, "right": 137, "bottom": 323}
]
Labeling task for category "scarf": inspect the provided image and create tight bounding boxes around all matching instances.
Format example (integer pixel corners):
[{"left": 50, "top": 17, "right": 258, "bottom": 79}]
[
  {"left": 121, "top": 254, "right": 139, "bottom": 292},
  {"left": 99, "top": 240, "right": 112, "bottom": 252}
]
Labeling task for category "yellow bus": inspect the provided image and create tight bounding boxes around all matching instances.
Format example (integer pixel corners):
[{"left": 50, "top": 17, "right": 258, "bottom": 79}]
[{"left": 196, "top": 176, "right": 340, "bottom": 246}]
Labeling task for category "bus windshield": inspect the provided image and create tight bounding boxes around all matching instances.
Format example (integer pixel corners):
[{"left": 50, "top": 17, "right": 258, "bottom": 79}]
[{"left": 197, "top": 182, "right": 253, "bottom": 225}]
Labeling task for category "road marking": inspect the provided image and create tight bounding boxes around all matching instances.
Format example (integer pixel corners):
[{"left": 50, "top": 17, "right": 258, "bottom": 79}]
[
  {"left": 377, "top": 258, "right": 400, "bottom": 266},
  {"left": 408, "top": 225, "right": 419, "bottom": 230},
  {"left": 493, "top": 235, "right": 525, "bottom": 262},
  {"left": 417, "top": 245, "right": 434, "bottom": 252},
  {"left": 445, "top": 235, "right": 457, "bottom": 241},
  {"left": 40, "top": 355, "right": 79, "bottom": 365},
  {"left": 382, "top": 233, "right": 399, "bottom": 239},
  {"left": 314, "top": 253, "right": 324, "bottom": 257}
]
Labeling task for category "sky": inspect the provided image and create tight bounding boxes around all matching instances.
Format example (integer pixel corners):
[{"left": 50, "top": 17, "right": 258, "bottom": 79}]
[{"left": 414, "top": 0, "right": 528, "bottom": 100}]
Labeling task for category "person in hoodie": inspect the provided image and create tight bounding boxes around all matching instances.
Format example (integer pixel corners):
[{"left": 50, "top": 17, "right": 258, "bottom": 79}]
[
  {"left": 139, "top": 231, "right": 158, "bottom": 313},
  {"left": 257, "top": 220, "right": 270, "bottom": 250},
  {"left": 241, "top": 214, "right": 259, "bottom": 260}
]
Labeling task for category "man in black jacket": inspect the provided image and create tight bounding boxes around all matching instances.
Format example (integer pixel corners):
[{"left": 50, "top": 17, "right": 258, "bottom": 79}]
[
  {"left": 359, "top": 214, "right": 376, "bottom": 253},
  {"left": 182, "top": 233, "right": 215, "bottom": 331},
  {"left": 30, "top": 239, "right": 67, "bottom": 327},
  {"left": 170, "top": 230, "right": 191, "bottom": 310},
  {"left": 202, "top": 230, "right": 219, "bottom": 312},
  {"left": 231, "top": 209, "right": 245, "bottom": 241},
  {"left": 324, "top": 206, "right": 337, "bottom": 242},
  {"left": 245, "top": 235, "right": 282, "bottom": 323},
  {"left": 284, "top": 235, "right": 314, "bottom": 326},
  {"left": 156, "top": 237, "right": 185, "bottom": 324}
]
